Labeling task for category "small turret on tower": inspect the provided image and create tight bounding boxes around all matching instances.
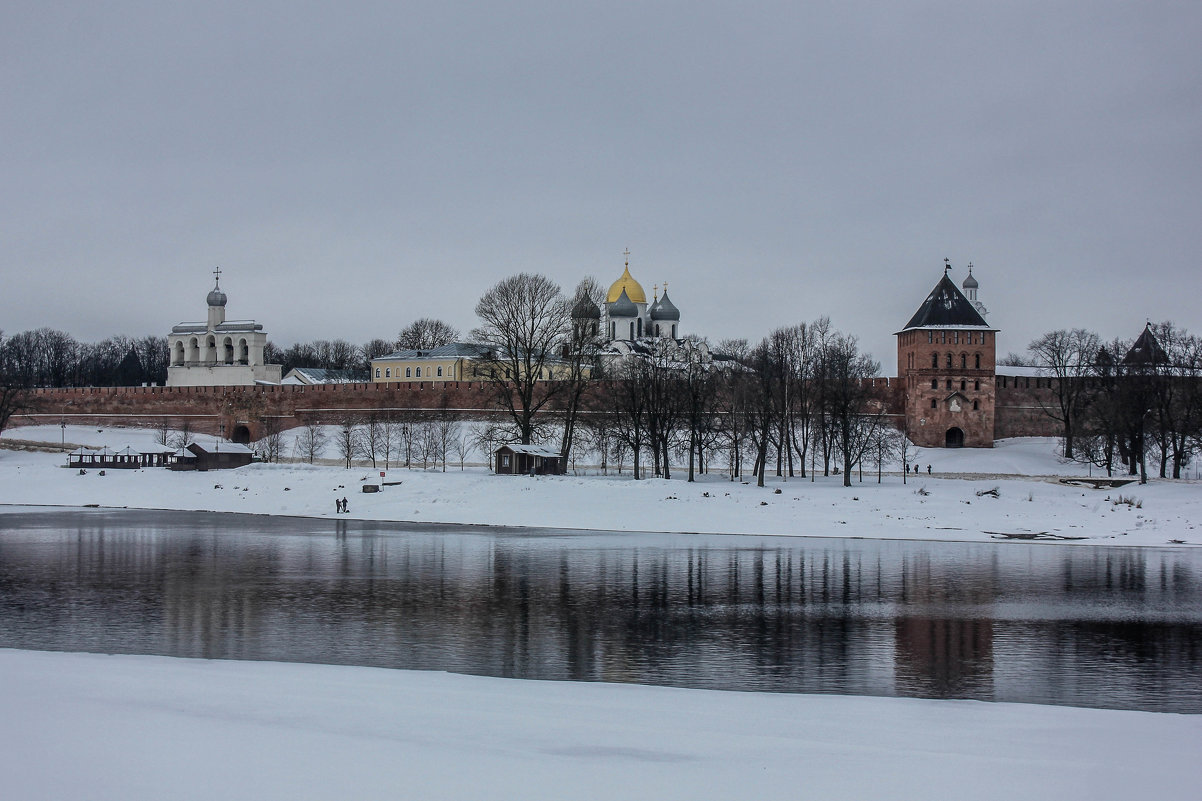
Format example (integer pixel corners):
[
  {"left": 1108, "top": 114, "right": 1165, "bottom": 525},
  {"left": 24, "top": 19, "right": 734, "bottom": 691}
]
[{"left": 962, "top": 263, "right": 987, "bottom": 318}]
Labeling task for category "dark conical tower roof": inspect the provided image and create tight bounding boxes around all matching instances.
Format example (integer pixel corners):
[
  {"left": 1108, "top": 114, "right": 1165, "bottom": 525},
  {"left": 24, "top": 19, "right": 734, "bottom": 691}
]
[
  {"left": 900, "top": 273, "right": 990, "bottom": 331},
  {"left": 1122, "top": 324, "right": 1169, "bottom": 366}
]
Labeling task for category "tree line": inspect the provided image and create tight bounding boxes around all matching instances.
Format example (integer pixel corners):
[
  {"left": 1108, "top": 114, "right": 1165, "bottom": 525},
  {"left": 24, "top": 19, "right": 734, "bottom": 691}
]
[{"left": 1026, "top": 324, "right": 1202, "bottom": 482}]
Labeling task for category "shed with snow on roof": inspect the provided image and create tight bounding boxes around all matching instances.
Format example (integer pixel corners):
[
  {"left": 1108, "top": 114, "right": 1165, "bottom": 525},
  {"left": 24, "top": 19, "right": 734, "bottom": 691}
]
[{"left": 494, "top": 445, "right": 565, "bottom": 475}]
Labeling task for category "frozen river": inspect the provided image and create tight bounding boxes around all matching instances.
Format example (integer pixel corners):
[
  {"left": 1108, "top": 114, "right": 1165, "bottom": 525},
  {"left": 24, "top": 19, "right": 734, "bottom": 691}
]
[{"left": 1, "top": 507, "right": 1199, "bottom": 712}]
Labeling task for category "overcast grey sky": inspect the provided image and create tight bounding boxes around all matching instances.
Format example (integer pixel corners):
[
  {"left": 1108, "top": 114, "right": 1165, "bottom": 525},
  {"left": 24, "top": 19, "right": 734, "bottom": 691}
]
[{"left": 3, "top": 1, "right": 1199, "bottom": 371}]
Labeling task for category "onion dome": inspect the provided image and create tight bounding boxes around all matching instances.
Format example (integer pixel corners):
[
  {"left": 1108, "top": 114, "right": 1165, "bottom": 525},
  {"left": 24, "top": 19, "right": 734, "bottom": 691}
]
[
  {"left": 962, "top": 267, "right": 978, "bottom": 291},
  {"left": 649, "top": 291, "right": 679, "bottom": 321},
  {"left": 606, "top": 264, "right": 647, "bottom": 304},
  {"left": 206, "top": 281, "right": 227, "bottom": 307},
  {"left": 607, "top": 288, "right": 638, "bottom": 317},
  {"left": 571, "top": 294, "right": 601, "bottom": 320}
]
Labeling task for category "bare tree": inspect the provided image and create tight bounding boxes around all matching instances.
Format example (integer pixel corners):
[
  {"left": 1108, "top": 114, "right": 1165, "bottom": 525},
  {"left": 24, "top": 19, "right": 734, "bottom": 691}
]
[
  {"left": 334, "top": 416, "right": 363, "bottom": 468},
  {"left": 471, "top": 273, "right": 571, "bottom": 444},
  {"left": 1027, "top": 328, "right": 1101, "bottom": 458},
  {"left": 360, "top": 414, "right": 386, "bottom": 468},
  {"left": 396, "top": 318, "right": 460, "bottom": 350},
  {"left": 470, "top": 421, "right": 508, "bottom": 471},
  {"left": 155, "top": 418, "right": 172, "bottom": 446},
  {"left": 556, "top": 277, "right": 605, "bottom": 459},
  {"left": 452, "top": 430, "right": 473, "bottom": 470},
  {"left": 169, "top": 422, "right": 195, "bottom": 451},
  {"left": 256, "top": 416, "right": 287, "bottom": 463},
  {"left": 296, "top": 422, "right": 327, "bottom": 464},
  {"left": 0, "top": 331, "right": 36, "bottom": 435},
  {"left": 820, "top": 332, "right": 883, "bottom": 488}
]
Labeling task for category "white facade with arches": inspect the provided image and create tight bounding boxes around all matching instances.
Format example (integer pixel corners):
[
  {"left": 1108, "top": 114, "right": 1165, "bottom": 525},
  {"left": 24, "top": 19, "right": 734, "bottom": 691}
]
[{"left": 166, "top": 276, "right": 282, "bottom": 387}]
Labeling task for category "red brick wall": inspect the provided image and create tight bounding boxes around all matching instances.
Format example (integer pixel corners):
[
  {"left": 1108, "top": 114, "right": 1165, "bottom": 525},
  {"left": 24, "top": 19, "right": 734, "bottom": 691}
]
[
  {"left": 994, "top": 374, "right": 1061, "bottom": 438},
  {"left": 12, "top": 382, "right": 505, "bottom": 440}
]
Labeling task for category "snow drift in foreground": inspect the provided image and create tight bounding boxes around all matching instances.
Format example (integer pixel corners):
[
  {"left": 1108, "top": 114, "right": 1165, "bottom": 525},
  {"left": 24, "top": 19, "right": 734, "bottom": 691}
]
[
  {"left": 1, "top": 649, "right": 1197, "bottom": 801},
  {"left": 2, "top": 427, "right": 1199, "bottom": 546}
]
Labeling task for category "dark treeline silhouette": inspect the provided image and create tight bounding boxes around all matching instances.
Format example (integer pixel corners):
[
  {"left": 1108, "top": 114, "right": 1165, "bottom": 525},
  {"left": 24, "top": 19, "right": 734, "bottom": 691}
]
[
  {"left": 0, "top": 328, "right": 169, "bottom": 388},
  {"left": 1026, "top": 322, "right": 1202, "bottom": 481}
]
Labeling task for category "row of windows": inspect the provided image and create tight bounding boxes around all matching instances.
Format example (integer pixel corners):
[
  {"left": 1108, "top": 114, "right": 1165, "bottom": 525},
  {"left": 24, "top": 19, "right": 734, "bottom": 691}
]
[
  {"left": 608, "top": 320, "right": 679, "bottom": 339},
  {"left": 926, "top": 330, "right": 987, "bottom": 345},
  {"left": 930, "top": 352, "right": 982, "bottom": 370},
  {"left": 374, "top": 365, "right": 447, "bottom": 379},
  {"left": 932, "top": 379, "right": 981, "bottom": 391},
  {"left": 903, "top": 351, "right": 986, "bottom": 370}
]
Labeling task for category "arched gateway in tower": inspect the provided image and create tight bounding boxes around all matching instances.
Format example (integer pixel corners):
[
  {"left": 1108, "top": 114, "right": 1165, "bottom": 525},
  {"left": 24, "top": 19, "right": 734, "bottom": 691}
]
[{"left": 895, "top": 264, "right": 998, "bottom": 448}]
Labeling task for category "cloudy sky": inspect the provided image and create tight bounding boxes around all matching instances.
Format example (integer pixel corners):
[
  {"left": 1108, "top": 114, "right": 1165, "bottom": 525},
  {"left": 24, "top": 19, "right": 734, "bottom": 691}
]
[{"left": 3, "top": 1, "right": 1199, "bottom": 370}]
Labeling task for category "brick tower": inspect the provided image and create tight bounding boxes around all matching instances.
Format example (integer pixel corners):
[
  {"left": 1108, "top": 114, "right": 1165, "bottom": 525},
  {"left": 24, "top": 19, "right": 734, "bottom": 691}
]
[{"left": 896, "top": 265, "right": 998, "bottom": 448}]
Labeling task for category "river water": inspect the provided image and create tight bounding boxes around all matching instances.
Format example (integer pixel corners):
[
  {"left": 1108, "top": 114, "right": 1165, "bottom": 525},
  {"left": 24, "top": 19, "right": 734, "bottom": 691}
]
[{"left": 1, "top": 508, "right": 1199, "bottom": 712}]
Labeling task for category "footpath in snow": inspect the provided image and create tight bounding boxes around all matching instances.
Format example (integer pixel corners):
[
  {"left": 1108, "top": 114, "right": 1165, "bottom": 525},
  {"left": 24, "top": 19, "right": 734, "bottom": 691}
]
[
  {"left": 1, "top": 649, "right": 1198, "bottom": 801},
  {"left": 2, "top": 425, "right": 1198, "bottom": 546}
]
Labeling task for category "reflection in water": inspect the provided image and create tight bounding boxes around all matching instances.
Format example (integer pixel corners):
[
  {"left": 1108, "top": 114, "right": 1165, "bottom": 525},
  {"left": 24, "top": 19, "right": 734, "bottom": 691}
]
[{"left": 0, "top": 509, "right": 1199, "bottom": 712}]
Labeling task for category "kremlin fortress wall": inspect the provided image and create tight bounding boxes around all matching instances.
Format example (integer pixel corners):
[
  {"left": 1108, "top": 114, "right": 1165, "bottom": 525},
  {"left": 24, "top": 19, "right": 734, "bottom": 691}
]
[{"left": 10, "top": 373, "right": 1060, "bottom": 446}]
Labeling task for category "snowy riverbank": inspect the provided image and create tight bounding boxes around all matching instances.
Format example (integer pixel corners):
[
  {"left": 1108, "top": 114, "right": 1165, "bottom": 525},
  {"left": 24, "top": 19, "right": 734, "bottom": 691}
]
[
  {"left": 2, "top": 425, "right": 1199, "bottom": 546},
  {"left": 2, "top": 648, "right": 1197, "bottom": 801}
]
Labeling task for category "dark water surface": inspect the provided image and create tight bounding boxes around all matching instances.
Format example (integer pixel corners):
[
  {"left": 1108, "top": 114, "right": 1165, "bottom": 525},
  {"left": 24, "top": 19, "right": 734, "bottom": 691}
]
[{"left": 1, "top": 508, "right": 1199, "bottom": 712}]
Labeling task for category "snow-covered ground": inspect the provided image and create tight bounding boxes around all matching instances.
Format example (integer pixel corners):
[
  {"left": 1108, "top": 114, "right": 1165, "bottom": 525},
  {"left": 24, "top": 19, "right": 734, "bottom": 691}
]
[
  {"left": 1, "top": 424, "right": 1198, "bottom": 546},
  {"left": 2, "top": 649, "right": 1197, "bottom": 801}
]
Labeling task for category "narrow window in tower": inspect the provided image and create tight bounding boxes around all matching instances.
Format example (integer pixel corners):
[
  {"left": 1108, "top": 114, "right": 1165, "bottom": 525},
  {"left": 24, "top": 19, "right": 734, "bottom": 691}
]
[
  {"left": 932, "top": 353, "right": 938, "bottom": 368},
  {"left": 954, "top": 331, "right": 959, "bottom": 344},
  {"left": 975, "top": 354, "right": 981, "bottom": 369},
  {"left": 973, "top": 400, "right": 979, "bottom": 410},
  {"left": 931, "top": 399, "right": 937, "bottom": 409},
  {"left": 974, "top": 380, "right": 980, "bottom": 390},
  {"left": 946, "top": 379, "right": 953, "bottom": 389},
  {"left": 931, "top": 379, "right": 937, "bottom": 389},
  {"left": 928, "top": 331, "right": 933, "bottom": 343},
  {"left": 946, "top": 353, "right": 953, "bottom": 369},
  {"left": 961, "top": 380, "right": 966, "bottom": 391},
  {"left": 961, "top": 354, "right": 967, "bottom": 369}
]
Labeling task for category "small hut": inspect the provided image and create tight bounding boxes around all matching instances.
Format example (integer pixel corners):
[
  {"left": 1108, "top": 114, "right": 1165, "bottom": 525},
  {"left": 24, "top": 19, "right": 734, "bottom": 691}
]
[
  {"left": 494, "top": 445, "right": 565, "bottom": 476},
  {"left": 183, "top": 440, "right": 255, "bottom": 471}
]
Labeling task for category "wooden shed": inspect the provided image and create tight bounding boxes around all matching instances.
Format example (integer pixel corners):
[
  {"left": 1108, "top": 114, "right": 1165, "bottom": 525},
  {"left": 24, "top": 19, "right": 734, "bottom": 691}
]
[
  {"left": 494, "top": 445, "right": 565, "bottom": 476},
  {"left": 170, "top": 440, "right": 255, "bottom": 471}
]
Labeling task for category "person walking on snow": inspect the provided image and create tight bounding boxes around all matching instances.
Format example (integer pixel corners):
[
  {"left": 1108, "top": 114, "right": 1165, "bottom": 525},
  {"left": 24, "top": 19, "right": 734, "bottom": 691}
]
[{"left": 342, "top": 497, "right": 349, "bottom": 514}]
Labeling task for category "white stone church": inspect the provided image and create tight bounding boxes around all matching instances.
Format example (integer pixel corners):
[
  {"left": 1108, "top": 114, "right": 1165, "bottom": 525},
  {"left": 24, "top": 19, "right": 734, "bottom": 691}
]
[{"left": 166, "top": 272, "right": 282, "bottom": 387}]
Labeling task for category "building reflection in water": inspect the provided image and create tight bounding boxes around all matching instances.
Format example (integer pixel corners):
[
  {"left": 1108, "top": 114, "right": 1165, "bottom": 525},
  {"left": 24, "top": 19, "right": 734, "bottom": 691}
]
[{"left": 0, "top": 510, "right": 1198, "bottom": 712}]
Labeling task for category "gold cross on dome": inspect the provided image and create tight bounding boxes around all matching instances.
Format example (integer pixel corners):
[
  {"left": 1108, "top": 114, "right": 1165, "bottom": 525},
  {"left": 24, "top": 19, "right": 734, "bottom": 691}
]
[{"left": 623, "top": 248, "right": 631, "bottom": 267}]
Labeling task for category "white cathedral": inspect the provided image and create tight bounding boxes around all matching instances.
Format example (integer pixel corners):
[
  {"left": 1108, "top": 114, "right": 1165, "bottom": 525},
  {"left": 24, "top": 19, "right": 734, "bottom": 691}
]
[
  {"left": 571, "top": 251, "right": 683, "bottom": 343},
  {"left": 166, "top": 271, "right": 282, "bottom": 387}
]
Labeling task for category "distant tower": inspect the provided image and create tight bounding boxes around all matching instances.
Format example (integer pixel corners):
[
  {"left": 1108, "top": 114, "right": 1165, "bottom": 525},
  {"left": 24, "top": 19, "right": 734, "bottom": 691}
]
[{"left": 896, "top": 262, "right": 998, "bottom": 448}]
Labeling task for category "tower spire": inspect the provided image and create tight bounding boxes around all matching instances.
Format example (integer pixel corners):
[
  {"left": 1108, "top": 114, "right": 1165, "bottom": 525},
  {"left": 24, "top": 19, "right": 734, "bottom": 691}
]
[{"left": 213, "top": 265, "right": 222, "bottom": 287}]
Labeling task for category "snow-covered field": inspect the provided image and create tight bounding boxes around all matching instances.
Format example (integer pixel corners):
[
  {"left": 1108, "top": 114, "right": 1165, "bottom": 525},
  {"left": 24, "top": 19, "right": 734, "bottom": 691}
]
[
  {"left": 1, "top": 424, "right": 1198, "bottom": 546},
  {"left": 2, "top": 649, "right": 1197, "bottom": 801}
]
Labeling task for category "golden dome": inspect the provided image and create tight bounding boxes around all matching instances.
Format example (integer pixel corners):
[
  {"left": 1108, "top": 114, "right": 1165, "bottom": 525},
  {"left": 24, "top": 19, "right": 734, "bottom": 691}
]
[{"left": 606, "top": 264, "right": 647, "bottom": 305}]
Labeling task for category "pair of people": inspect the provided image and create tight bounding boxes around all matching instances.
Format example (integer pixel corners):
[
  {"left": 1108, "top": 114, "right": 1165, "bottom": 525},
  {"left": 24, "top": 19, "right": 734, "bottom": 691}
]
[{"left": 335, "top": 497, "right": 349, "bottom": 514}]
